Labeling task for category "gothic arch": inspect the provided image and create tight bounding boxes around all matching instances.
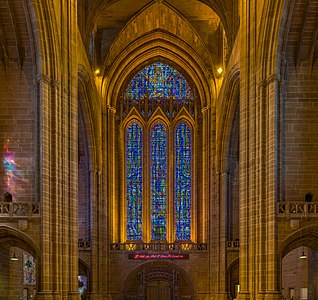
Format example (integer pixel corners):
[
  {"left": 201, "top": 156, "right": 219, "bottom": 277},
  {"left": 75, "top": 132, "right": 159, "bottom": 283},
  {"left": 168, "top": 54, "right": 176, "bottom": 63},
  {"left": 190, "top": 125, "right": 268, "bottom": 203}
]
[
  {"left": 227, "top": 258, "right": 239, "bottom": 299},
  {"left": 78, "top": 66, "right": 102, "bottom": 171},
  {"left": 217, "top": 64, "right": 240, "bottom": 173},
  {"left": 280, "top": 225, "right": 318, "bottom": 259},
  {"left": 257, "top": 0, "right": 285, "bottom": 78},
  {"left": 0, "top": 225, "right": 41, "bottom": 294},
  {"left": 103, "top": 33, "right": 213, "bottom": 110},
  {"left": 0, "top": 225, "right": 40, "bottom": 258},
  {"left": 122, "top": 260, "right": 195, "bottom": 299},
  {"left": 105, "top": 1, "right": 213, "bottom": 67},
  {"left": 28, "top": 0, "right": 61, "bottom": 77}
]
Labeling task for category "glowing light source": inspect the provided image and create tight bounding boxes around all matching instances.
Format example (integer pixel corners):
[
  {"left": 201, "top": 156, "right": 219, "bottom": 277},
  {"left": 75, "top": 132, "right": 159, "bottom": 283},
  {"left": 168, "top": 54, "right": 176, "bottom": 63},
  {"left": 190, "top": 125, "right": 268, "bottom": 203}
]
[
  {"left": 217, "top": 67, "right": 223, "bottom": 75},
  {"left": 129, "top": 253, "right": 189, "bottom": 260},
  {"left": 11, "top": 253, "right": 18, "bottom": 261},
  {"left": 94, "top": 68, "right": 100, "bottom": 76},
  {"left": 299, "top": 247, "right": 307, "bottom": 259}
]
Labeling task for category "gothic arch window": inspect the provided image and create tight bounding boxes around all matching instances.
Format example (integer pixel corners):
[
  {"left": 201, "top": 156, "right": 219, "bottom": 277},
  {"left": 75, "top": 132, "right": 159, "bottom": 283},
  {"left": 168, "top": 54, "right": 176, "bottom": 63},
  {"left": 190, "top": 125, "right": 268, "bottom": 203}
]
[
  {"left": 174, "top": 122, "right": 192, "bottom": 240},
  {"left": 150, "top": 121, "right": 168, "bottom": 241},
  {"left": 122, "top": 62, "right": 195, "bottom": 242},
  {"left": 126, "top": 122, "right": 143, "bottom": 240}
]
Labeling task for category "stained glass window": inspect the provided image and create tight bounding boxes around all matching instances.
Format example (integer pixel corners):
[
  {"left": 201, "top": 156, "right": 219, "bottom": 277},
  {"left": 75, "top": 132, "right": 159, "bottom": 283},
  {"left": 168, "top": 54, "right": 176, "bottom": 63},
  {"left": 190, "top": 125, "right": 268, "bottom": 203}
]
[
  {"left": 124, "top": 62, "right": 193, "bottom": 102},
  {"left": 122, "top": 62, "right": 195, "bottom": 118},
  {"left": 124, "top": 62, "right": 194, "bottom": 242},
  {"left": 126, "top": 123, "right": 143, "bottom": 240},
  {"left": 175, "top": 123, "right": 192, "bottom": 240},
  {"left": 23, "top": 253, "right": 36, "bottom": 285},
  {"left": 150, "top": 122, "right": 167, "bottom": 240}
]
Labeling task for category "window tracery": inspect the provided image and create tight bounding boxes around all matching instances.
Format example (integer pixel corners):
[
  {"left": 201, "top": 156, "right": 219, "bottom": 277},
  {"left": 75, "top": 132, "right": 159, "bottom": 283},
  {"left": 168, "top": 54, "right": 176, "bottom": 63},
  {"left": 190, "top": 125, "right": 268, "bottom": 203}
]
[{"left": 123, "top": 62, "right": 194, "bottom": 242}]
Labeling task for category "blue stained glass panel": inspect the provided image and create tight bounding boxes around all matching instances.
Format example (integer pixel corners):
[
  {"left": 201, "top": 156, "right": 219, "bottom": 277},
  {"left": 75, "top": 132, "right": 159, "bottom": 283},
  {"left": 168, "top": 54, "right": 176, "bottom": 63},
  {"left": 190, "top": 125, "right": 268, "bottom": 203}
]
[
  {"left": 126, "top": 123, "right": 143, "bottom": 240},
  {"left": 175, "top": 123, "right": 192, "bottom": 240},
  {"left": 150, "top": 122, "right": 167, "bottom": 240},
  {"left": 23, "top": 253, "right": 36, "bottom": 285},
  {"left": 124, "top": 62, "right": 194, "bottom": 103}
]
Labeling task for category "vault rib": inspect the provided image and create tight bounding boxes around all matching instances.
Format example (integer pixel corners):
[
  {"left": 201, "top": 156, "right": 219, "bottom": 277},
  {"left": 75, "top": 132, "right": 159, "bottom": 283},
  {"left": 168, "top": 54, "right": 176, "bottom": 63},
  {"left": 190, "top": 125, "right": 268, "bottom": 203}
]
[{"left": 7, "top": 0, "right": 23, "bottom": 70}]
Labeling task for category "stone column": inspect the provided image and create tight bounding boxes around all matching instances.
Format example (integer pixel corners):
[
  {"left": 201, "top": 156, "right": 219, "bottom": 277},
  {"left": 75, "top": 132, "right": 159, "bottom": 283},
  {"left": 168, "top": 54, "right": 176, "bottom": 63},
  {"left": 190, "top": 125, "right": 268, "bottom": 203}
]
[
  {"left": 35, "top": 0, "right": 80, "bottom": 298},
  {"left": 237, "top": 0, "right": 255, "bottom": 298},
  {"left": 87, "top": 169, "right": 103, "bottom": 300},
  {"left": 35, "top": 74, "right": 55, "bottom": 300},
  {"left": 215, "top": 170, "right": 231, "bottom": 300},
  {"left": 102, "top": 105, "right": 112, "bottom": 300},
  {"left": 202, "top": 105, "right": 211, "bottom": 244},
  {"left": 264, "top": 76, "right": 283, "bottom": 300},
  {"left": 204, "top": 103, "right": 215, "bottom": 299},
  {"left": 106, "top": 105, "right": 117, "bottom": 243},
  {"left": 255, "top": 80, "right": 267, "bottom": 300},
  {"left": 52, "top": 77, "right": 62, "bottom": 300},
  {"left": 63, "top": 1, "right": 80, "bottom": 298}
]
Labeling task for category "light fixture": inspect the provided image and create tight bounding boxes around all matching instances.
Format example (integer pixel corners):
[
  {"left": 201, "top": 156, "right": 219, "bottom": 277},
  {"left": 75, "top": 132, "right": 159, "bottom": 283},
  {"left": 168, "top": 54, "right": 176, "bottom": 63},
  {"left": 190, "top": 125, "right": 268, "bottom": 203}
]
[
  {"left": 10, "top": 253, "right": 18, "bottom": 261},
  {"left": 299, "top": 247, "right": 307, "bottom": 259},
  {"left": 217, "top": 67, "right": 223, "bottom": 75},
  {"left": 94, "top": 68, "right": 101, "bottom": 76}
]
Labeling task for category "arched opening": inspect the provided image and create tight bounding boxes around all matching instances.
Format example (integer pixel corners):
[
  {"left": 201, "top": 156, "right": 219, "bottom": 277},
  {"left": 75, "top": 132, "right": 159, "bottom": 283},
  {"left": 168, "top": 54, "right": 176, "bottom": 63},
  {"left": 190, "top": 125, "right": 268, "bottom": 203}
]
[
  {"left": 123, "top": 261, "right": 194, "bottom": 300},
  {"left": 0, "top": 227, "right": 39, "bottom": 300},
  {"left": 116, "top": 61, "right": 200, "bottom": 245},
  {"left": 281, "top": 228, "right": 318, "bottom": 300},
  {"left": 146, "top": 279, "right": 171, "bottom": 300},
  {"left": 227, "top": 259, "right": 239, "bottom": 300},
  {"left": 282, "top": 246, "right": 318, "bottom": 300},
  {"left": 78, "top": 258, "right": 89, "bottom": 299}
]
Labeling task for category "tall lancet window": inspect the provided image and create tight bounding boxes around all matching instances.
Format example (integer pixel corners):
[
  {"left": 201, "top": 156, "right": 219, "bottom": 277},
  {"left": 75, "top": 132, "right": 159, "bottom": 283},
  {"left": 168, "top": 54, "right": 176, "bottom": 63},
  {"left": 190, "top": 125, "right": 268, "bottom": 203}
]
[
  {"left": 123, "top": 62, "right": 195, "bottom": 242},
  {"left": 126, "top": 122, "right": 143, "bottom": 240},
  {"left": 150, "top": 122, "right": 168, "bottom": 240},
  {"left": 175, "top": 122, "right": 192, "bottom": 240}
]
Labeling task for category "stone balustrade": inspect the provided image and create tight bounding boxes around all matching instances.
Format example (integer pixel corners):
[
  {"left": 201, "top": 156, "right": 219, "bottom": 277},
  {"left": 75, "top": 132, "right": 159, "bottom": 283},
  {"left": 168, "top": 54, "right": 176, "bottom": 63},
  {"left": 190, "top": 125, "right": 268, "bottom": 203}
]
[
  {"left": 110, "top": 241, "right": 208, "bottom": 252},
  {"left": 0, "top": 202, "right": 40, "bottom": 217},
  {"left": 78, "top": 240, "right": 91, "bottom": 250},
  {"left": 277, "top": 201, "right": 318, "bottom": 218},
  {"left": 227, "top": 240, "right": 240, "bottom": 250}
]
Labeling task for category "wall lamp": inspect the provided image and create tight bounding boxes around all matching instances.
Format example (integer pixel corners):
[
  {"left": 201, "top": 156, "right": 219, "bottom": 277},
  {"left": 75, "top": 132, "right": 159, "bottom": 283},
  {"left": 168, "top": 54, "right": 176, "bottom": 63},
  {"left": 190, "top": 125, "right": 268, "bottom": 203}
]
[
  {"left": 299, "top": 247, "right": 307, "bottom": 259},
  {"left": 10, "top": 253, "right": 18, "bottom": 261}
]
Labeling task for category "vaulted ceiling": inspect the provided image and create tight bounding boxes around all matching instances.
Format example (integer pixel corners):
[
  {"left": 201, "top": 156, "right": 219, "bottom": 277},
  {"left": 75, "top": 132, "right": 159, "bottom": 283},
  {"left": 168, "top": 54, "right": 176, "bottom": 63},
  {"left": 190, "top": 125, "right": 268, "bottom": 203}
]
[
  {"left": 0, "top": 0, "right": 316, "bottom": 77},
  {"left": 78, "top": 0, "right": 239, "bottom": 76}
]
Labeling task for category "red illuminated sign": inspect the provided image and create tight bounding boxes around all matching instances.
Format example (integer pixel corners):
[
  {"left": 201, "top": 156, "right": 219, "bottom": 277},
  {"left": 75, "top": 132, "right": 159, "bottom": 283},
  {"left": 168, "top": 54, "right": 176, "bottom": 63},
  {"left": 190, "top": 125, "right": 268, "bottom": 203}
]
[{"left": 128, "top": 253, "right": 189, "bottom": 260}]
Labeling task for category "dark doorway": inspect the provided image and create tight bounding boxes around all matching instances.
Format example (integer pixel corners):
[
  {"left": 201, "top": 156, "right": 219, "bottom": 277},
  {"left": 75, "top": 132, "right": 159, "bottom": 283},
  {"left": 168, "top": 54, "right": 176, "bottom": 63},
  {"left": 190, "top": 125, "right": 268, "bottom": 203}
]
[{"left": 147, "top": 280, "right": 171, "bottom": 300}]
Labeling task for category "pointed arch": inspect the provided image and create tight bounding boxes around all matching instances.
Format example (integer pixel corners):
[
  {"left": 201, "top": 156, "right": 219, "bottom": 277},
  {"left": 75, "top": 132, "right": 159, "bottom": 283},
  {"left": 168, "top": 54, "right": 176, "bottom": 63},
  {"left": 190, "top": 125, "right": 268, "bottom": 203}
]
[
  {"left": 0, "top": 225, "right": 40, "bottom": 258},
  {"left": 149, "top": 121, "right": 168, "bottom": 241},
  {"left": 103, "top": 32, "right": 213, "bottom": 110},
  {"left": 117, "top": 61, "right": 200, "bottom": 243},
  {"left": 122, "top": 260, "right": 195, "bottom": 298},
  {"left": 174, "top": 121, "right": 193, "bottom": 240},
  {"left": 28, "top": 0, "right": 61, "bottom": 77},
  {"left": 280, "top": 225, "right": 318, "bottom": 259},
  {"left": 125, "top": 121, "right": 144, "bottom": 241}
]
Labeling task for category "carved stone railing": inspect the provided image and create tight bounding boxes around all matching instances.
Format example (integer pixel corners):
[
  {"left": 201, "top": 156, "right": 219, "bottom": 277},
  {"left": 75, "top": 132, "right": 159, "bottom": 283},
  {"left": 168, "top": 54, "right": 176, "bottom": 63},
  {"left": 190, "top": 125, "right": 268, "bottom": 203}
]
[
  {"left": 0, "top": 202, "right": 40, "bottom": 217},
  {"left": 78, "top": 240, "right": 91, "bottom": 250},
  {"left": 227, "top": 240, "right": 240, "bottom": 250},
  {"left": 278, "top": 201, "right": 318, "bottom": 218},
  {"left": 110, "top": 241, "right": 208, "bottom": 252}
]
